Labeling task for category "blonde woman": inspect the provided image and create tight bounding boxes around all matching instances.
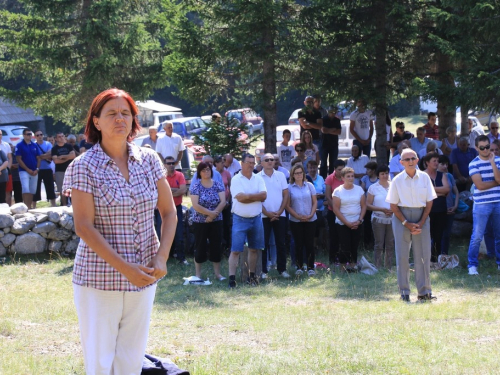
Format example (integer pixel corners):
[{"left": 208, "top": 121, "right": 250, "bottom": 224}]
[
  {"left": 301, "top": 130, "right": 320, "bottom": 166},
  {"left": 286, "top": 163, "right": 317, "bottom": 276}
]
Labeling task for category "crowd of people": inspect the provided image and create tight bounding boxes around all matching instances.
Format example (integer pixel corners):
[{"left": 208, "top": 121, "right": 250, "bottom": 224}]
[
  {"left": 35, "top": 88, "right": 500, "bottom": 374},
  {"left": 0, "top": 129, "right": 95, "bottom": 209}
]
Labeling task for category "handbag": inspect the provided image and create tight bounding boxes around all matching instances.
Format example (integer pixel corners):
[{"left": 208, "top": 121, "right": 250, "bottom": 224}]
[
  {"left": 437, "top": 254, "right": 459, "bottom": 270},
  {"left": 358, "top": 256, "right": 378, "bottom": 275}
]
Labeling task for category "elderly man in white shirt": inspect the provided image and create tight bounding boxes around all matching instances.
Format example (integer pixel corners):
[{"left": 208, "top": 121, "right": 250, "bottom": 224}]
[
  {"left": 228, "top": 153, "right": 267, "bottom": 288},
  {"left": 387, "top": 148, "right": 437, "bottom": 303},
  {"left": 156, "top": 122, "right": 185, "bottom": 170},
  {"left": 258, "top": 153, "right": 290, "bottom": 279},
  {"left": 224, "top": 153, "right": 241, "bottom": 177}
]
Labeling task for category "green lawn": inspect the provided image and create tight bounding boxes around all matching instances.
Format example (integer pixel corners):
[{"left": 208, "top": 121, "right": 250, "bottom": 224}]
[{"left": 1, "top": 234, "right": 499, "bottom": 374}]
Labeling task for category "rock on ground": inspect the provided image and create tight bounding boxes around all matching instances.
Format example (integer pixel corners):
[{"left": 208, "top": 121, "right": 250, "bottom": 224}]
[
  {"left": 11, "top": 217, "right": 37, "bottom": 235},
  {"left": 48, "top": 240, "right": 63, "bottom": 252},
  {"left": 0, "top": 243, "right": 5, "bottom": 256},
  {"left": 0, "top": 214, "right": 14, "bottom": 229},
  {"left": 1, "top": 233, "right": 16, "bottom": 247},
  {"left": 63, "top": 238, "right": 80, "bottom": 254},
  {"left": 14, "top": 232, "right": 47, "bottom": 254},
  {"left": 47, "top": 228, "right": 72, "bottom": 241},
  {"left": 32, "top": 221, "right": 57, "bottom": 234},
  {"left": 10, "top": 203, "right": 28, "bottom": 215},
  {"left": 47, "top": 211, "right": 61, "bottom": 223}
]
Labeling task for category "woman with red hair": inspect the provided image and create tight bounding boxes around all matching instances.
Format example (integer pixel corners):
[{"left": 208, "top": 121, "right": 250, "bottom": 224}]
[{"left": 63, "top": 88, "right": 177, "bottom": 374}]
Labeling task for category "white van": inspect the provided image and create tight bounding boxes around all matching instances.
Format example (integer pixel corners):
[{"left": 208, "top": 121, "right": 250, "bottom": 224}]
[{"left": 153, "top": 112, "right": 185, "bottom": 128}]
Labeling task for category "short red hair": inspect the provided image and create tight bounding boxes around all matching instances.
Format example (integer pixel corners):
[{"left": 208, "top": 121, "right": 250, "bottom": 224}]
[{"left": 84, "top": 88, "right": 141, "bottom": 144}]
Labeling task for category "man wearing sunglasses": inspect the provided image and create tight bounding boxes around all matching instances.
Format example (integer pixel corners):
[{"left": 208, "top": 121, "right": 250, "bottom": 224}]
[
  {"left": 387, "top": 148, "right": 437, "bottom": 302},
  {"left": 467, "top": 135, "right": 500, "bottom": 275},
  {"left": 391, "top": 121, "right": 413, "bottom": 150}
]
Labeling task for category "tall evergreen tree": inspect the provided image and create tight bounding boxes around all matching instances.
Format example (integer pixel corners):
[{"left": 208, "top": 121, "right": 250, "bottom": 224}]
[
  {"left": 161, "top": 0, "right": 304, "bottom": 153},
  {"left": 0, "top": 0, "right": 166, "bottom": 127}
]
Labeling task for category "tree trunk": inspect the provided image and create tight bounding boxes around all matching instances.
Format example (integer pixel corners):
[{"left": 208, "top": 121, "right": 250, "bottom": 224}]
[
  {"left": 460, "top": 107, "right": 468, "bottom": 137},
  {"left": 374, "top": 0, "right": 388, "bottom": 166},
  {"left": 435, "top": 51, "right": 456, "bottom": 139},
  {"left": 262, "top": 26, "right": 278, "bottom": 154}
]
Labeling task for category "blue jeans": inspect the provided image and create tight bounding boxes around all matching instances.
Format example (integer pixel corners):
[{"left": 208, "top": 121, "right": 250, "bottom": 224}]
[
  {"left": 484, "top": 220, "right": 500, "bottom": 262},
  {"left": 468, "top": 201, "right": 500, "bottom": 268},
  {"left": 154, "top": 205, "right": 185, "bottom": 261},
  {"left": 231, "top": 214, "right": 264, "bottom": 251},
  {"left": 353, "top": 139, "right": 371, "bottom": 157},
  {"left": 262, "top": 216, "right": 287, "bottom": 274}
]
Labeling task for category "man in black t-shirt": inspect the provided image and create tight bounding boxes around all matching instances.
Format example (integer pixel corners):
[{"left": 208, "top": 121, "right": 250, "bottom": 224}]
[
  {"left": 320, "top": 107, "right": 342, "bottom": 178},
  {"left": 51, "top": 132, "right": 76, "bottom": 206},
  {"left": 298, "top": 95, "right": 323, "bottom": 145}
]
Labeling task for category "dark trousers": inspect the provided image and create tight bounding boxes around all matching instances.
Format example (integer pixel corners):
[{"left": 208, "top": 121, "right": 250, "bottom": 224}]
[
  {"left": 363, "top": 210, "right": 374, "bottom": 246},
  {"left": 429, "top": 211, "right": 447, "bottom": 262},
  {"left": 441, "top": 213, "right": 455, "bottom": 255},
  {"left": 336, "top": 223, "right": 361, "bottom": 264},
  {"left": 13, "top": 180, "right": 22, "bottom": 203},
  {"left": 193, "top": 221, "right": 223, "bottom": 263},
  {"left": 319, "top": 145, "right": 338, "bottom": 179},
  {"left": 353, "top": 139, "right": 371, "bottom": 157},
  {"left": 154, "top": 205, "right": 185, "bottom": 261},
  {"left": 222, "top": 203, "right": 232, "bottom": 249},
  {"left": 262, "top": 216, "right": 287, "bottom": 274},
  {"left": 0, "top": 182, "right": 5, "bottom": 204},
  {"left": 34, "top": 168, "right": 56, "bottom": 201},
  {"left": 290, "top": 220, "right": 316, "bottom": 270},
  {"left": 326, "top": 210, "right": 340, "bottom": 264}
]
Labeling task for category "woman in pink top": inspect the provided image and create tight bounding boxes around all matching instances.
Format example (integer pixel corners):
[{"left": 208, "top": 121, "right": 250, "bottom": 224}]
[{"left": 63, "top": 88, "right": 177, "bottom": 374}]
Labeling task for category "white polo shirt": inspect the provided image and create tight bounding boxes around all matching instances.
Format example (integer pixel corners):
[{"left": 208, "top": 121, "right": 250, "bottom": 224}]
[
  {"left": 258, "top": 169, "right": 288, "bottom": 218},
  {"left": 226, "top": 158, "right": 241, "bottom": 177},
  {"left": 0, "top": 141, "right": 11, "bottom": 158},
  {"left": 386, "top": 169, "right": 437, "bottom": 208},
  {"left": 230, "top": 172, "right": 267, "bottom": 217},
  {"left": 156, "top": 133, "right": 185, "bottom": 169}
]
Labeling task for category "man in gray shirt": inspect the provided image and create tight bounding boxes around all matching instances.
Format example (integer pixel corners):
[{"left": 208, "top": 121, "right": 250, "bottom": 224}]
[{"left": 141, "top": 126, "right": 159, "bottom": 150}]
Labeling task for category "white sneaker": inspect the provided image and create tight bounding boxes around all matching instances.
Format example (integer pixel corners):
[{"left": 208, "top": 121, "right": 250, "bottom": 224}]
[
  {"left": 261, "top": 273, "right": 268, "bottom": 280},
  {"left": 295, "top": 269, "right": 303, "bottom": 276},
  {"left": 280, "top": 271, "right": 291, "bottom": 278},
  {"left": 308, "top": 270, "right": 316, "bottom": 277},
  {"left": 468, "top": 266, "right": 479, "bottom": 275}
]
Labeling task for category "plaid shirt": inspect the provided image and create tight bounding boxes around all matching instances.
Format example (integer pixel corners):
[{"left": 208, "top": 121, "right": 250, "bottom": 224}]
[{"left": 63, "top": 142, "right": 166, "bottom": 291}]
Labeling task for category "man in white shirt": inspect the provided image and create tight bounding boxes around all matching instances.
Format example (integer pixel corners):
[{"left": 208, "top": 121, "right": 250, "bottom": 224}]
[
  {"left": 258, "top": 153, "right": 289, "bottom": 279},
  {"left": 224, "top": 153, "right": 241, "bottom": 177},
  {"left": 387, "top": 148, "right": 437, "bottom": 302},
  {"left": 156, "top": 122, "right": 185, "bottom": 170},
  {"left": 277, "top": 129, "right": 296, "bottom": 171},
  {"left": 228, "top": 153, "right": 267, "bottom": 287},
  {"left": 273, "top": 154, "right": 290, "bottom": 179},
  {"left": 349, "top": 99, "right": 374, "bottom": 156}
]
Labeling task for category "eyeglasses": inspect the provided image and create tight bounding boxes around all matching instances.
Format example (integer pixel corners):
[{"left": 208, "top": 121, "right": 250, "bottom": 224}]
[
  {"left": 263, "top": 158, "right": 274, "bottom": 162},
  {"left": 491, "top": 127, "right": 499, "bottom": 130},
  {"left": 295, "top": 149, "right": 304, "bottom": 152},
  {"left": 294, "top": 171, "right": 304, "bottom": 175},
  {"left": 478, "top": 145, "right": 490, "bottom": 151},
  {"left": 165, "top": 162, "right": 176, "bottom": 165},
  {"left": 201, "top": 168, "right": 211, "bottom": 172},
  {"left": 35, "top": 133, "right": 43, "bottom": 136},
  {"left": 24, "top": 133, "right": 33, "bottom": 136},
  {"left": 401, "top": 157, "right": 417, "bottom": 162}
]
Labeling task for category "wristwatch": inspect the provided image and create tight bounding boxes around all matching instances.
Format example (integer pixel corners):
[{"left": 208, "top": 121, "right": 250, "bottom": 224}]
[{"left": 402, "top": 220, "right": 407, "bottom": 226}]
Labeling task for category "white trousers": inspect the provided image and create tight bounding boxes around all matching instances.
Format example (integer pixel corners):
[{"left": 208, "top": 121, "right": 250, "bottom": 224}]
[{"left": 73, "top": 284, "right": 157, "bottom": 375}]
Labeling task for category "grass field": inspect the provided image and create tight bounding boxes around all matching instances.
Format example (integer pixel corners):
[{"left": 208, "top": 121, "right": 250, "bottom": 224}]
[{"left": 1, "top": 232, "right": 500, "bottom": 375}]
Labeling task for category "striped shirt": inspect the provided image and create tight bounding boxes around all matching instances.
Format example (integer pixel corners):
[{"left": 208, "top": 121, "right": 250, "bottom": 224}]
[
  {"left": 469, "top": 156, "right": 500, "bottom": 204},
  {"left": 63, "top": 142, "right": 166, "bottom": 291}
]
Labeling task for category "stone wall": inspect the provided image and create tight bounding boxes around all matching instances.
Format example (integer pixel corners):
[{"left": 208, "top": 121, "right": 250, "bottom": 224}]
[{"left": 0, "top": 203, "right": 79, "bottom": 257}]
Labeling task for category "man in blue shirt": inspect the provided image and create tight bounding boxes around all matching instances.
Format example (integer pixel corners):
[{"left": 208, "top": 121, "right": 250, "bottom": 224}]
[
  {"left": 15, "top": 128, "right": 41, "bottom": 208},
  {"left": 467, "top": 135, "right": 500, "bottom": 275},
  {"left": 33, "top": 130, "right": 56, "bottom": 208},
  {"left": 450, "top": 136, "right": 478, "bottom": 192}
]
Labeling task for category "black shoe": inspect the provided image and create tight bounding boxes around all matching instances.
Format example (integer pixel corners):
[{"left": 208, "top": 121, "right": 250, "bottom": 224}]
[
  {"left": 246, "top": 276, "right": 259, "bottom": 286},
  {"left": 401, "top": 294, "right": 410, "bottom": 302},
  {"left": 417, "top": 293, "right": 436, "bottom": 302},
  {"left": 228, "top": 280, "right": 236, "bottom": 288}
]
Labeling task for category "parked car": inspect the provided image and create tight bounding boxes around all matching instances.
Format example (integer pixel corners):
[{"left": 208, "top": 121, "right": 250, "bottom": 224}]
[
  {"left": 153, "top": 112, "right": 184, "bottom": 128},
  {"left": 288, "top": 109, "right": 301, "bottom": 125},
  {"left": 157, "top": 117, "right": 207, "bottom": 139},
  {"left": 226, "top": 108, "right": 263, "bottom": 135},
  {"left": 255, "top": 125, "right": 300, "bottom": 163},
  {"left": 0, "top": 125, "right": 29, "bottom": 145}
]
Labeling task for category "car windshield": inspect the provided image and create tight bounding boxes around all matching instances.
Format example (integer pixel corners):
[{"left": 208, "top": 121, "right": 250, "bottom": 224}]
[
  {"left": 228, "top": 112, "right": 243, "bottom": 121},
  {"left": 11, "top": 128, "right": 26, "bottom": 135},
  {"left": 173, "top": 123, "right": 183, "bottom": 134}
]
